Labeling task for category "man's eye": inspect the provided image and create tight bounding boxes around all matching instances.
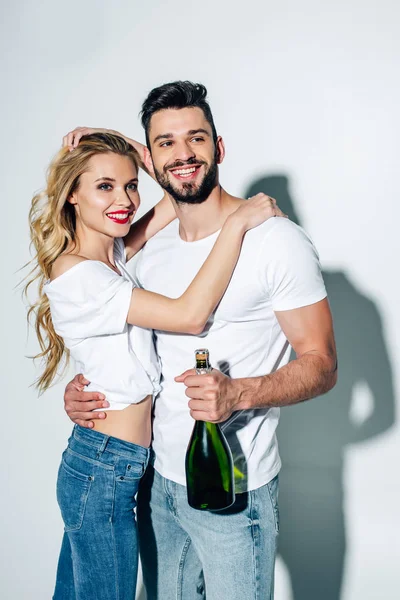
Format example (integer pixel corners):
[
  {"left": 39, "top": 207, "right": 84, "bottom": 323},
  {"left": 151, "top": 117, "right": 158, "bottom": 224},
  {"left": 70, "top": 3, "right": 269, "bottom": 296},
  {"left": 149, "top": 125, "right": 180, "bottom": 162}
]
[
  {"left": 98, "top": 183, "right": 112, "bottom": 190},
  {"left": 160, "top": 141, "right": 172, "bottom": 147},
  {"left": 191, "top": 137, "right": 204, "bottom": 143},
  {"left": 127, "top": 183, "right": 137, "bottom": 191}
]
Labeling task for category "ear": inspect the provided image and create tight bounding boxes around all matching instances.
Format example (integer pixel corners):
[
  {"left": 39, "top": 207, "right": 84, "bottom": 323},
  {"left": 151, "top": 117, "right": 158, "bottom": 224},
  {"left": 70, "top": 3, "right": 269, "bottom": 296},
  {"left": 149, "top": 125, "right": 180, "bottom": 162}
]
[
  {"left": 143, "top": 146, "right": 155, "bottom": 177},
  {"left": 67, "top": 192, "right": 78, "bottom": 205},
  {"left": 215, "top": 136, "right": 225, "bottom": 164}
]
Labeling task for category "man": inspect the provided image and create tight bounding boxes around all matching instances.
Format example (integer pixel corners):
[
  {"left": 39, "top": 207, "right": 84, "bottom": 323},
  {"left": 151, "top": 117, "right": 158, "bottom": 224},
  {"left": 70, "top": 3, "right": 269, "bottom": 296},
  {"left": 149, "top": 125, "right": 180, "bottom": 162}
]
[{"left": 63, "top": 81, "right": 337, "bottom": 599}]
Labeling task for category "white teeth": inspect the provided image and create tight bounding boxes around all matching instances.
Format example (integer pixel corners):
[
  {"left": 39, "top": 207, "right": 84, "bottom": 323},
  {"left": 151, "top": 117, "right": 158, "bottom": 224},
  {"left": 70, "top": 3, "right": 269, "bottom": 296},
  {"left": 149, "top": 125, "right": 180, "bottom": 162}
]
[
  {"left": 107, "top": 213, "right": 129, "bottom": 220},
  {"left": 172, "top": 167, "right": 197, "bottom": 176}
]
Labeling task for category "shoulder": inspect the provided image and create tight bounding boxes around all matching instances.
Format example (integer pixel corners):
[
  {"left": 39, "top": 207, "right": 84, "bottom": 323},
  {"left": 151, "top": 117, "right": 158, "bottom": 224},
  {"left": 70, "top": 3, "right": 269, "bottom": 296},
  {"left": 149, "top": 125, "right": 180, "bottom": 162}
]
[
  {"left": 46, "top": 255, "right": 131, "bottom": 308},
  {"left": 259, "top": 216, "right": 310, "bottom": 239},
  {"left": 255, "top": 217, "right": 317, "bottom": 255},
  {"left": 50, "top": 254, "right": 88, "bottom": 281},
  {"left": 254, "top": 217, "right": 323, "bottom": 284},
  {"left": 47, "top": 257, "right": 121, "bottom": 295}
]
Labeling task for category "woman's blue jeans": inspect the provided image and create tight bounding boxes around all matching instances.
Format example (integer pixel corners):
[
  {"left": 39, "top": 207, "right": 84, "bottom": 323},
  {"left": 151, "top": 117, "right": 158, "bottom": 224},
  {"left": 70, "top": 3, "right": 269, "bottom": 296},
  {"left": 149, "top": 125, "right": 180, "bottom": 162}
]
[{"left": 53, "top": 425, "right": 150, "bottom": 600}]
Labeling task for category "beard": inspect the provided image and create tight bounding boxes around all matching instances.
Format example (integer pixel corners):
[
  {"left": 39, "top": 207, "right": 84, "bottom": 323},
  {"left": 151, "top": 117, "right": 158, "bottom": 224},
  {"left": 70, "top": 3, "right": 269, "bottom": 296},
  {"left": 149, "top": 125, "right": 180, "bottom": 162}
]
[{"left": 153, "top": 155, "right": 218, "bottom": 205}]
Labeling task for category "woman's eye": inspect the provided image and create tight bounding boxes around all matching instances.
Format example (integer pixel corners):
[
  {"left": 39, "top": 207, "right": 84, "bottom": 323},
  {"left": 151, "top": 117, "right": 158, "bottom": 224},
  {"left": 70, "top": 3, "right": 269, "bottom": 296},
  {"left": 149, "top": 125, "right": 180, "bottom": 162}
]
[
  {"left": 98, "top": 183, "right": 112, "bottom": 190},
  {"left": 127, "top": 183, "right": 137, "bottom": 191}
]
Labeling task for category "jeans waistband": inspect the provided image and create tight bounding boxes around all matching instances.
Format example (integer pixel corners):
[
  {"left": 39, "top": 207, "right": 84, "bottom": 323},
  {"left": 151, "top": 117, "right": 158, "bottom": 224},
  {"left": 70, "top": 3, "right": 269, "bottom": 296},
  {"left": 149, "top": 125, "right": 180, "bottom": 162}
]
[{"left": 71, "top": 424, "right": 150, "bottom": 462}]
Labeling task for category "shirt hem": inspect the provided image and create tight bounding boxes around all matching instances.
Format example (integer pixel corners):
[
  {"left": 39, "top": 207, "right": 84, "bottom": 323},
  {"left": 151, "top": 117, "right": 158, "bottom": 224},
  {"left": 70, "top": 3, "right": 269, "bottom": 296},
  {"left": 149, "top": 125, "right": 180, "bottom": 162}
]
[
  {"left": 272, "top": 291, "right": 327, "bottom": 312},
  {"left": 93, "top": 394, "right": 153, "bottom": 411},
  {"left": 153, "top": 458, "right": 282, "bottom": 493}
]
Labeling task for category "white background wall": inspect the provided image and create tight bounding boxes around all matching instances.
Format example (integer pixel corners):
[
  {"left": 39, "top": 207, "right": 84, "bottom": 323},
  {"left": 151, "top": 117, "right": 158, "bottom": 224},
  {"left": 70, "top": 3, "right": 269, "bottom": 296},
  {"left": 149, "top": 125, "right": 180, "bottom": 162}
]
[{"left": 1, "top": 1, "right": 399, "bottom": 598}]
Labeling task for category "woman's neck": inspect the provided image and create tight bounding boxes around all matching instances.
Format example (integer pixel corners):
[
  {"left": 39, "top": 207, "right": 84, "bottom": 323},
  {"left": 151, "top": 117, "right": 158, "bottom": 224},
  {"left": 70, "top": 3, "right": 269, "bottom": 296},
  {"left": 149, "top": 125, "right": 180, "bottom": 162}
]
[{"left": 69, "top": 224, "right": 116, "bottom": 266}]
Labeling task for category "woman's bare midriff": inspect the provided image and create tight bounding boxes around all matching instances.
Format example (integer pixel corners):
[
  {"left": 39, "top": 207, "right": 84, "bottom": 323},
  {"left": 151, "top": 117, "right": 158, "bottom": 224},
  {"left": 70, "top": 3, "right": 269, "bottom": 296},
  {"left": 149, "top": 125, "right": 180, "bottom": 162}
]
[{"left": 92, "top": 395, "right": 152, "bottom": 447}]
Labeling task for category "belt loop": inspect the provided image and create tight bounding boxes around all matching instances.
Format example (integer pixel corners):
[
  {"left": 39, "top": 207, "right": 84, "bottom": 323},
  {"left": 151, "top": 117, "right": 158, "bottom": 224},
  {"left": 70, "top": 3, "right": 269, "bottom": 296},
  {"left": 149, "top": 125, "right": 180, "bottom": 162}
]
[{"left": 96, "top": 434, "right": 110, "bottom": 458}]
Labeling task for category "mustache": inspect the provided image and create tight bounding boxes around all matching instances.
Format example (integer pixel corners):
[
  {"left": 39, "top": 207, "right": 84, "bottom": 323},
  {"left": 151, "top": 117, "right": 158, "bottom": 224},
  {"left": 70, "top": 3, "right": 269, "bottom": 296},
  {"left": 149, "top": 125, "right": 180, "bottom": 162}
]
[{"left": 165, "top": 157, "right": 207, "bottom": 172}]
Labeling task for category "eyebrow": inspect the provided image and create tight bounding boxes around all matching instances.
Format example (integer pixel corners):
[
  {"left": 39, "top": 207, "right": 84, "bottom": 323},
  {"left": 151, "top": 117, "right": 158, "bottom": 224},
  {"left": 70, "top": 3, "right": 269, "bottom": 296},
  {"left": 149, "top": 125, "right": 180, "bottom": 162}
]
[
  {"left": 94, "top": 177, "right": 138, "bottom": 183},
  {"left": 188, "top": 129, "right": 210, "bottom": 137},
  {"left": 152, "top": 128, "right": 210, "bottom": 144}
]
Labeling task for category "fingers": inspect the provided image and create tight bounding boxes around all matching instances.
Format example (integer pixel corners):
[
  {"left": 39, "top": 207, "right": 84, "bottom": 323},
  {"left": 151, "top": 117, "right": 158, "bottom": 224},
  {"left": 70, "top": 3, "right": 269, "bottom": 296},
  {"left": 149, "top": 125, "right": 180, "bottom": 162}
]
[
  {"left": 249, "top": 193, "right": 276, "bottom": 214},
  {"left": 66, "top": 398, "right": 109, "bottom": 413},
  {"left": 65, "top": 387, "right": 106, "bottom": 402},
  {"left": 184, "top": 385, "right": 216, "bottom": 400},
  {"left": 188, "top": 398, "right": 217, "bottom": 421},
  {"left": 73, "top": 419, "right": 95, "bottom": 429},
  {"left": 189, "top": 408, "right": 225, "bottom": 423},
  {"left": 67, "top": 373, "right": 91, "bottom": 392},
  {"left": 62, "top": 127, "right": 81, "bottom": 150},
  {"left": 249, "top": 193, "right": 288, "bottom": 219},
  {"left": 188, "top": 398, "right": 213, "bottom": 411},
  {"left": 190, "top": 410, "right": 217, "bottom": 422},
  {"left": 62, "top": 127, "right": 94, "bottom": 151},
  {"left": 174, "top": 368, "right": 197, "bottom": 382},
  {"left": 69, "top": 410, "right": 107, "bottom": 422},
  {"left": 77, "top": 373, "right": 91, "bottom": 387},
  {"left": 274, "top": 207, "right": 288, "bottom": 218}
]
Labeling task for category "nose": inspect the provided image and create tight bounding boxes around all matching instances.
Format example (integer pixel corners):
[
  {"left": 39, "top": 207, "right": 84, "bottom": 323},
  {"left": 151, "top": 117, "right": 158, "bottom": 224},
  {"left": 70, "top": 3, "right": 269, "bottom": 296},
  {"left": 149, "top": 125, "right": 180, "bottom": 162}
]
[
  {"left": 114, "top": 189, "right": 136, "bottom": 209},
  {"left": 173, "top": 140, "right": 196, "bottom": 162}
]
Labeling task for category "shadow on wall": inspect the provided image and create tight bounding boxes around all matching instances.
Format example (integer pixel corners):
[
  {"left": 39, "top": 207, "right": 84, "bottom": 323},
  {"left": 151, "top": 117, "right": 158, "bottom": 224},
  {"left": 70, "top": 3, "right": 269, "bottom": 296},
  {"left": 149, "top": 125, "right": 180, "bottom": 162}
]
[{"left": 245, "top": 175, "right": 396, "bottom": 600}]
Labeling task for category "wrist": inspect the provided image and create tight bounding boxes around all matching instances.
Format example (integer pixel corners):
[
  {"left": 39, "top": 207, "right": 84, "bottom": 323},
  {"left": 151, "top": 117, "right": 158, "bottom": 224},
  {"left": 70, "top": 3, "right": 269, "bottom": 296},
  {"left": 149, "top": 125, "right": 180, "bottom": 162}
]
[
  {"left": 234, "top": 376, "right": 265, "bottom": 410},
  {"left": 224, "top": 213, "right": 246, "bottom": 236},
  {"left": 232, "top": 378, "right": 250, "bottom": 410}
]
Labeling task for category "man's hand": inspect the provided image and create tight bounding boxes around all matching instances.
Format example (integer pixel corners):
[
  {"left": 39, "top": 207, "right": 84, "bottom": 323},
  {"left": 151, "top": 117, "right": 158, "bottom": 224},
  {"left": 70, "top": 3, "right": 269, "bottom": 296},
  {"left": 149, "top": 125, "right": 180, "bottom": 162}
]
[
  {"left": 63, "top": 127, "right": 108, "bottom": 150},
  {"left": 174, "top": 369, "right": 241, "bottom": 423},
  {"left": 64, "top": 374, "right": 109, "bottom": 429},
  {"left": 62, "top": 127, "right": 149, "bottom": 173}
]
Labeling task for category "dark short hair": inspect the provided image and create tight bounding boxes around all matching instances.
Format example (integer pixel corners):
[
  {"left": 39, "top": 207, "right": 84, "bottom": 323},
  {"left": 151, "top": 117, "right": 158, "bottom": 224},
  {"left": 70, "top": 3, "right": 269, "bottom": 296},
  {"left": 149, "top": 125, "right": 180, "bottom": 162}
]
[{"left": 140, "top": 81, "right": 218, "bottom": 148}]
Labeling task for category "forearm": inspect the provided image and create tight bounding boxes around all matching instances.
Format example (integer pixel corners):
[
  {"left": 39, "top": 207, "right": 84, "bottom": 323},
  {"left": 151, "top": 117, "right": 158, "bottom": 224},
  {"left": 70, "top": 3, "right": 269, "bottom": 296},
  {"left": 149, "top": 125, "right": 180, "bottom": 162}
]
[
  {"left": 235, "top": 351, "right": 337, "bottom": 410},
  {"left": 115, "top": 133, "right": 153, "bottom": 177},
  {"left": 124, "top": 193, "right": 176, "bottom": 260},
  {"left": 126, "top": 217, "right": 245, "bottom": 333},
  {"left": 177, "top": 216, "right": 245, "bottom": 330}
]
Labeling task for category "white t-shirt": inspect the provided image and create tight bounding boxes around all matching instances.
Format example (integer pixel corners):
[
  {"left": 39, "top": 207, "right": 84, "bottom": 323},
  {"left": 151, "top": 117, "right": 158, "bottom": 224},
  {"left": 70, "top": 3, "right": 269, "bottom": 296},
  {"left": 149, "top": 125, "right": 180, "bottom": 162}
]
[
  {"left": 44, "top": 238, "right": 160, "bottom": 410},
  {"left": 136, "top": 217, "right": 327, "bottom": 492}
]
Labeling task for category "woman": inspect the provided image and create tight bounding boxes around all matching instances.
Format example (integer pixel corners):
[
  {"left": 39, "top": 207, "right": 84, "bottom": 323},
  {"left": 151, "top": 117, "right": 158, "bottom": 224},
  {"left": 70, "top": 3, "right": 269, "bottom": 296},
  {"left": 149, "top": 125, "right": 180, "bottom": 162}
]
[{"left": 26, "top": 132, "right": 283, "bottom": 599}]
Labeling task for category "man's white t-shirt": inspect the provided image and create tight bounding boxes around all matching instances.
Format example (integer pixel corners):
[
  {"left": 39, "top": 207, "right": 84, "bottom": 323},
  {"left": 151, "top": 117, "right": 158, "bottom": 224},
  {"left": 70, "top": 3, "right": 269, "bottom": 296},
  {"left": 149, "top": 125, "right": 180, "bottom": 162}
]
[{"left": 136, "top": 216, "right": 327, "bottom": 492}]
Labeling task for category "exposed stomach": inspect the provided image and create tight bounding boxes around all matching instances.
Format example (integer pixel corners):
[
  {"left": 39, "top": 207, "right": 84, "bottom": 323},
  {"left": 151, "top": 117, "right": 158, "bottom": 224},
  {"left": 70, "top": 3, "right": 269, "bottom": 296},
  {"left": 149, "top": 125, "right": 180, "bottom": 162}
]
[{"left": 93, "top": 395, "right": 152, "bottom": 447}]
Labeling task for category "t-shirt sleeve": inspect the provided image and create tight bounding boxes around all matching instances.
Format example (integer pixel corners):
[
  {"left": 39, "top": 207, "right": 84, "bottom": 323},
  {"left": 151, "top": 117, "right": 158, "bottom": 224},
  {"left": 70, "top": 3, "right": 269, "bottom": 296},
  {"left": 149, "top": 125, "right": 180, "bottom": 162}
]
[
  {"left": 258, "top": 219, "right": 327, "bottom": 312},
  {"left": 45, "top": 261, "right": 134, "bottom": 339}
]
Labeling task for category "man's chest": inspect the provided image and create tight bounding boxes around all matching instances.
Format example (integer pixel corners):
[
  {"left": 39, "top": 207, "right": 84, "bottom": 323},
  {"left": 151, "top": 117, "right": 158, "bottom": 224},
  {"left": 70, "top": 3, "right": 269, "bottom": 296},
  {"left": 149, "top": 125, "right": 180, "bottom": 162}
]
[{"left": 138, "top": 241, "right": 270, "bottom": 322}]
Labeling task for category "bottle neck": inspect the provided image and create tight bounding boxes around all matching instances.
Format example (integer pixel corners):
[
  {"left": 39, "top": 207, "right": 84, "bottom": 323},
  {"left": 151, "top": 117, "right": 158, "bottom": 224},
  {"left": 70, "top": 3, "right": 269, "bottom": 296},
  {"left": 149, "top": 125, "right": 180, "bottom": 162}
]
[{"left": 195, "top": 360, "right": 211, "bottom": 374}]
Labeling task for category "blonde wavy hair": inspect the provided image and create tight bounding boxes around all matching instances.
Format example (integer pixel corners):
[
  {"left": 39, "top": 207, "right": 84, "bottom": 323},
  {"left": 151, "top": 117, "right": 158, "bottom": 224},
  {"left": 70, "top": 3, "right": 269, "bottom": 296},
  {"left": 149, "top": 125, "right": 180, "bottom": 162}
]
[{"left": 24, "top": 133, "right": 139, "bottom": 392}]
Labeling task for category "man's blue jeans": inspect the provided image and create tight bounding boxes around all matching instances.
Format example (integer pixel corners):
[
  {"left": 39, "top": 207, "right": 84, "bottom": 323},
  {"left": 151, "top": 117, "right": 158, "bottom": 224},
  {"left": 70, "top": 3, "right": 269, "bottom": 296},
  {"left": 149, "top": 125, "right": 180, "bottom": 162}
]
[
  {"left": 53, "top": 425, "right": 150, "bottom": 600},
  {"left": 137, "top": 466, "right": 279, "bottom": 600}
]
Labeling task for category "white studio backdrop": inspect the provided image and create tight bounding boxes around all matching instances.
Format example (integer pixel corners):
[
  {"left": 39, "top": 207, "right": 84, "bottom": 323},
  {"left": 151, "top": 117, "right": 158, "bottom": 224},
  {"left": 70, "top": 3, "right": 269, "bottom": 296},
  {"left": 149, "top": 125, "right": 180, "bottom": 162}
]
[{"left": 1, "top": 1, "right": 399, "bottom": 598}]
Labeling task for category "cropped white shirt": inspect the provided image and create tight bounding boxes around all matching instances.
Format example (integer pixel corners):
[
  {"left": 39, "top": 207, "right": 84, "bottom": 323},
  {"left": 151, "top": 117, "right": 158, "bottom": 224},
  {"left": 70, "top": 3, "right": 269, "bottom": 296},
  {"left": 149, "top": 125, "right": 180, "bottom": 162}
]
[{"left": 44, "top": 238, "right": 160, "bottom": 410}]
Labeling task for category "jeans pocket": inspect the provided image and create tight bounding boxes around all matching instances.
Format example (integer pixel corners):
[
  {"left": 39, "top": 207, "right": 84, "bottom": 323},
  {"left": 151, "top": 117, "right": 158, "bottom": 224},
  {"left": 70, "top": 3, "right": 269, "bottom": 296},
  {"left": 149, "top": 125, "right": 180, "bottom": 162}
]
[
  {"left": 116, "top": 452, "right": 149, "bottom": 482},
  {"left": 56, "top": 451, "right": 94, "bottom": 532},
  {"left": 266, "top": 475, "right": 280, "bottom": 533}
]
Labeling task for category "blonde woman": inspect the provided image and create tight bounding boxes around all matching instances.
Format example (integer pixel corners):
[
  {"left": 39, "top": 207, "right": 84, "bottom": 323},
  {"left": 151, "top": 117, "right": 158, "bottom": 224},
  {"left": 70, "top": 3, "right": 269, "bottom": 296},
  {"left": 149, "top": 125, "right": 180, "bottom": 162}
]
[{"left": 26, "top": 132, "right": 283, "bottom": 599}]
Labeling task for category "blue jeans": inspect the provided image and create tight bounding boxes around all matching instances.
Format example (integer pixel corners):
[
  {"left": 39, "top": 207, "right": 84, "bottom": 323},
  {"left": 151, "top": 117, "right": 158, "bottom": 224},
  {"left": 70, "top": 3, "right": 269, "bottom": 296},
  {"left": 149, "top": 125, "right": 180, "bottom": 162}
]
[
  {"left": 53, "top": 425, "right": 150, "bottom": 600},
  {"left": 137, "top": 466, "right": 279, "bottom": 600}
]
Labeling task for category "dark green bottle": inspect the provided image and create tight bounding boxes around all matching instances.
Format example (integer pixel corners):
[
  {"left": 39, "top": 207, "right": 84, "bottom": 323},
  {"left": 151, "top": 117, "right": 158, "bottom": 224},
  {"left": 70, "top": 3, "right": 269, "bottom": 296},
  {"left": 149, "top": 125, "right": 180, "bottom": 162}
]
[{"left": 185, "top": 349, "right": 235, "bottom": 511}]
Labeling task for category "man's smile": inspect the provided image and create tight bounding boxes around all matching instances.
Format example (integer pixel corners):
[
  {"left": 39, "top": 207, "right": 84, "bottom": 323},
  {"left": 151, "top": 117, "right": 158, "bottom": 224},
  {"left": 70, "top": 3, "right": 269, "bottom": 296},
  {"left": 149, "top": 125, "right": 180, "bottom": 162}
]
[{"left": 168, "top": 164, "right": 202, "bottom": 181}]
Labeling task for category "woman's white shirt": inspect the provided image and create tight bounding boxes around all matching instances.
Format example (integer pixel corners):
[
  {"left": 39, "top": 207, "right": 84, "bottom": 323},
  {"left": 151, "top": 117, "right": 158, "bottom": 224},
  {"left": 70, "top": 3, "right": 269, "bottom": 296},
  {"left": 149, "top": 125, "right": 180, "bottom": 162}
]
[{"left": 44, "top": 238, "right": 160, "bottom": 410}]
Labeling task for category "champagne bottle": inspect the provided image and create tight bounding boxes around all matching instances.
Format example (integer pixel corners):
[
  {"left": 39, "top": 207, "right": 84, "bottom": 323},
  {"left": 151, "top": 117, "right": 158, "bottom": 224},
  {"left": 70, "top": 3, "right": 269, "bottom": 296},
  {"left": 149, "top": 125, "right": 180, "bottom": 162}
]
[{"left": 185, "top": 349, "right": 235, "bottom": 511}]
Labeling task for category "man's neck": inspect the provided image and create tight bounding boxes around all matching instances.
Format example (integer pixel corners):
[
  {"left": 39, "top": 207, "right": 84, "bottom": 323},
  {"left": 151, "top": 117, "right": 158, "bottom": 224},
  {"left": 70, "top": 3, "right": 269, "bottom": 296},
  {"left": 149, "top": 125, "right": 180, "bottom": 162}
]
[{"left": 174, "top": 185, "right": 243, "bottom": 242}]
